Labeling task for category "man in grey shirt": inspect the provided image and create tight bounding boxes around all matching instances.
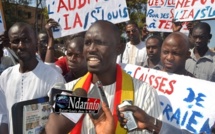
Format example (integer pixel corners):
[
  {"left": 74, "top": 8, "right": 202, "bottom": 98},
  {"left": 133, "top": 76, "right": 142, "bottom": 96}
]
[{"left": 185, "top": 22, "right": 215, "bottom": 82}]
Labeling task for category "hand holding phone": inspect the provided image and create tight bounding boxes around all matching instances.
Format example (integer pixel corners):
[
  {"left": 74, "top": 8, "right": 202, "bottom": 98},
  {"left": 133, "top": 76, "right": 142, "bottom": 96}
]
[{"left": 118, "top": 101, "right": 137, "bottom": 131}]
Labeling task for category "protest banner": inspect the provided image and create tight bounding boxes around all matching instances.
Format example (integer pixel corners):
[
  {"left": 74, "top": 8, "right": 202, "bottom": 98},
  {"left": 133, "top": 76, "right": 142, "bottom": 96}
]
[
  {"left": 120, "top": 63, "right": 215, "bottom": 133},
  {"left": 46, "top": 0, "right": 130, "bottom": 38},
  {"left": 146, "top": 0, "right": 188, "bottom": 33},
  {"left": 174, "top": 0, "right": 215, "bottom": 21},
  {"left": 0, "top": 1, "right": 6, "bottom": 35}
]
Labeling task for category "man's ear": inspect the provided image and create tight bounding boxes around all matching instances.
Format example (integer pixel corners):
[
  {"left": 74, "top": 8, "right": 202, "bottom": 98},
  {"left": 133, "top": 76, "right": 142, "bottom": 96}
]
[
  {"left": 209, "top": 34, "right": 212, "bottom": 40},
  {"left": 186, "top": 51, "right": 191, "bottom": 59}
]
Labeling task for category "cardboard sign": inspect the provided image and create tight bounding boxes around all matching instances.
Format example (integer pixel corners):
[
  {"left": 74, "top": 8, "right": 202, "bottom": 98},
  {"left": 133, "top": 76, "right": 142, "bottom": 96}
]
[
  {"left": 174, "top": 0, "right": 215, "bottom": 21},
  {"left": 121, "top": 63, "right": 215, "bottom": 134},
  {"left": 146, "top": 0, "right": 188, "bottom": 33},
  {"left": 46, "top": 0, "right": 130, "bottom": 38}
]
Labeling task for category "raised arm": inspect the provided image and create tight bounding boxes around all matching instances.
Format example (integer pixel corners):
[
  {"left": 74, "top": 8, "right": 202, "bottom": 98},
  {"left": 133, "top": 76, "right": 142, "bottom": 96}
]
[{"left": 44, "top": 19, "right": 59, "bottom": 63}]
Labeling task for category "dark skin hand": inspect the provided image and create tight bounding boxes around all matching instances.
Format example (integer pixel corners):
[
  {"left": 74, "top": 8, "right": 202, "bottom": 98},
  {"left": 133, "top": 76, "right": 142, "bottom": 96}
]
[
  {"left": 0, "top": 123, "right": 8, "bottom": 134},
  {"left": 44, "top": 19, "right": 59, "bottom": 63},
  {"left": 44, "top": 113, "right": 76, "bottom": 134},
  {"left": 43, "top": 103, "right": 114, "bottom": 134},
  {"left": 45, "top": 19, "right": 59, "bottom": 37},
  {"left": 172, "top": 19, "right": 184, "bottom": 32},
  {"left": 117, "top": 105, "right": 162, "bottom": 134},
  {"left": 89, "top": 102, "right": 115, "bottom": 134}
]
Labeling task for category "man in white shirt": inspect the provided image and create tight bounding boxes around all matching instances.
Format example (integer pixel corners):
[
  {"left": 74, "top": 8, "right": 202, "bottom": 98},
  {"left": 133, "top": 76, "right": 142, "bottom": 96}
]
[
  {"left": 45, "top": 20, "right": 162, "bottom": 134},
  {"left": 0, "top": 22, "right": 65, "bottom": 134},
  {"left": 121, "top": 21, "right": 147, "bottom": 66}
]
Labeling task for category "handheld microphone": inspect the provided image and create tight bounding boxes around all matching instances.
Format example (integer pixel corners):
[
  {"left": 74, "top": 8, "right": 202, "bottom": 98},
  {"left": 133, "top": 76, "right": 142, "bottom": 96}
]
[
  {"left": 54, "top": 88, "right": 101, "bottom": 113},
  {"left": 88, "top": 81, "right": 109, "bottom": 119},
  {"left": 49, "top": 82, "right": 73, "bottom": 105},
  {"left": 55, "top": 88, "right": 89, "bottom": 123},
  {"left": 72, "top": 88, "right": 87, "bottom": 97}
]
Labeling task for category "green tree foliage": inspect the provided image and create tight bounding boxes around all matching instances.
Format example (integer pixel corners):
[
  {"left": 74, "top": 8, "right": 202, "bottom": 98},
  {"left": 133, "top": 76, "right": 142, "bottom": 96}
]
[
  {"left": 116, "top": 0, "right": 147, "bottom": 35},
  {"left": 127, "top": 0, "right": 147, "bottom": 27}
]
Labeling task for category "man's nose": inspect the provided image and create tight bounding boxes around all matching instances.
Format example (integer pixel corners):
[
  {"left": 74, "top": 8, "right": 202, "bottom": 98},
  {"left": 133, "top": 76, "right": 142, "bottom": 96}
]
[
  {"left": 166, "top": 53, "right": 174, "bottom": 60},
  {"left": 195, "top": 37, "right": 201, "bottom": 43},
  {"left": 70, "top": 55, "right": 77, "bottom": 61},
  {"left": 149, "top": 48, "right": 153, "bottom": 52},
  {"left": 88, "top": 43, "right": 97, "bottom": 51},
  {"left": 17, "top": 41, "right": 26, "bottom": 48}
]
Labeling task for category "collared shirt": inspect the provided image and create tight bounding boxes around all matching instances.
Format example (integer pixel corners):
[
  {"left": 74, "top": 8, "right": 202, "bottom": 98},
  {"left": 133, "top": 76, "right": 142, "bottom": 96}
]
[
  {"left": 142, "top": 59, "right": 163, "bottom": 70},
  {"left": 185, "top": 48, "right": 215, "bottom": 82},
  {"left": 122, "top": 41, "right": 147, "bottom": 66},
  {"left": 0, "top": 60, "right": 65, "bottom": 134}
]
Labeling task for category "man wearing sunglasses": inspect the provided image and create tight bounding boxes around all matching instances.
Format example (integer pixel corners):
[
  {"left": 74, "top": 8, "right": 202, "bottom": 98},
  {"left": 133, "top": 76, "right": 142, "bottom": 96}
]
[{"left": 121, "top": 21, "right": 147, "bottom": 66}]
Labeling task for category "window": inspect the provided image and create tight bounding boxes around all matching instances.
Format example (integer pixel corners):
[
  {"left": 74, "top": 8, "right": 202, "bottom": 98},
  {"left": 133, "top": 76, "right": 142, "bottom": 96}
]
[
  {"left": 27, "top": 12, "right": 31, "bottom": 19},
  {"left": 37, "top": 14, "right": 41, "bottom": 20}
]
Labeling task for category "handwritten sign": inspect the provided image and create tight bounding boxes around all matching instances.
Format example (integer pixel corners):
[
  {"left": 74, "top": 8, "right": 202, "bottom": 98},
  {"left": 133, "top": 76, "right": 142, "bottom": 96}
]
[
  {"left": 146, "top": 0, "right": 189, "bottom": 33},
  {"left": 0, "top": 1, "right": 5, "bottom": 35},
  {"left": 174, "top": 0, "right": 215, "bottom": 21},
  {"left": 46, "top": 0, "right": 130, "bottom": 38},
  {"left": 121, "top": 63, "right": 215, "bottom": 133}
]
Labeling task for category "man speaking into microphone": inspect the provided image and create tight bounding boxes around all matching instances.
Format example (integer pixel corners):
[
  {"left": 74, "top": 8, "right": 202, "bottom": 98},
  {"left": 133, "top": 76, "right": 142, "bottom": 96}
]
[{"left": 45, "top": 20, "right": 162, "bottom": 134}]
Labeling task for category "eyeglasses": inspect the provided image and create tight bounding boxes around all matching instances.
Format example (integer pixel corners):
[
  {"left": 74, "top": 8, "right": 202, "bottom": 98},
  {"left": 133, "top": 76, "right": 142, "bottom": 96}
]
[{"left": 126, "top": 29, "right": 137, "bottom": 34}]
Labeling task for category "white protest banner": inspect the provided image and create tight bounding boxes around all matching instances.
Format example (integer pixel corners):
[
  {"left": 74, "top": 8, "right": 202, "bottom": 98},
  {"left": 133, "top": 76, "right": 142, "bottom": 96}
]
[
  {"left": 0, "top": 1, "right": 6, "bottom": 35},
  {"left": 146, "top": 0, "right": 188, "bottom": 33},
  {"left": 46, "top": 0, "right": 130, "bottom": 38},
  {"left": 120, "top": 63, "right": 215, "bottom": 133},
  {"left": 174, "top": 0, "right": 215, "bottom": 21}
]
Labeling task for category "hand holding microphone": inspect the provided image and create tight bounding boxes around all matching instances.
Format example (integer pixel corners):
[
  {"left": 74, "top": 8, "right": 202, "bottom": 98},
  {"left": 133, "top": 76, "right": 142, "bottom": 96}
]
[
  {"left": 45, "top": 87, "right": 87, "bottom": 134},
  {"left": 89, "top": 102, "right": 115, "bottom": 134},
  {"left": 88, "top": 81, "right": 114, "bottom": 134},
  {"left": 45, "top": 81, "right": 110, "bottom": 134}
]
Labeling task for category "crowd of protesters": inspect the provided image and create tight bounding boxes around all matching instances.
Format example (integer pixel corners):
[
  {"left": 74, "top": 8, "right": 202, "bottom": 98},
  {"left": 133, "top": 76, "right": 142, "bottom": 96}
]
[{"left": 0, "top": 13, "right": 215, "bottom": 134}]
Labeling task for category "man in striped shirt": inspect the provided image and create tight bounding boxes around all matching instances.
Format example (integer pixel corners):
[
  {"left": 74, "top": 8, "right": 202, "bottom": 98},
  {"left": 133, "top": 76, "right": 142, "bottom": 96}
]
[{"left": 45, "top": 20, "right": 162, "bottom": 134}]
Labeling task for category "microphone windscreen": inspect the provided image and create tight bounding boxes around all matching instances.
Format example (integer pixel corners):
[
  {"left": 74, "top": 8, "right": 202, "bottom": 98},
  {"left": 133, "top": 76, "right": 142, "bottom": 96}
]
[{"left": 72, "top": 88, "right": 87, "bottom": 97}]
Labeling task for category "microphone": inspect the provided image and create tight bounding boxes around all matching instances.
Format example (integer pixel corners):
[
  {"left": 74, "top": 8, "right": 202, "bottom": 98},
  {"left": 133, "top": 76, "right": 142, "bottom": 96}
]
[
  {"left": 57, "top": 88, "right": 88, "bottom": 123},
  {"left": 72, "top": 88, "right": 87, "bottom": 97},
  {"left": 49, "top": 82, "right": 72, "bottom": 105},
  {"left": 88, "top": 81, "right": 109, "bottom": 119}
]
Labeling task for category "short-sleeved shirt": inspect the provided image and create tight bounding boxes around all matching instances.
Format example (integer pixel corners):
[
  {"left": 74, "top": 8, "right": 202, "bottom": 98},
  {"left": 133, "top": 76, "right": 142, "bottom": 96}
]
[
  {"left": 55, "top": 56, "right": 69, "bottom": 76},
  {"left": 185, "top": 49, "right": 215, "bottom": 82},
  {"left": 142, "top": 59, "right": 163, "bottom": 70}
]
